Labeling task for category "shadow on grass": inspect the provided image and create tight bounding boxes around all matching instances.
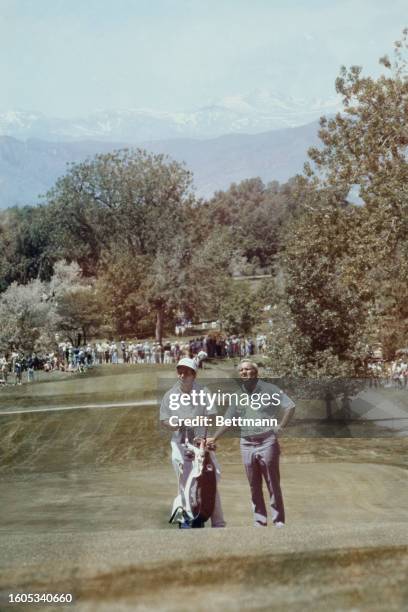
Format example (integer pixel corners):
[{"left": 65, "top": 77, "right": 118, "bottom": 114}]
[{"left": 20, "top": 546, "right": 408, "bottom": 611}]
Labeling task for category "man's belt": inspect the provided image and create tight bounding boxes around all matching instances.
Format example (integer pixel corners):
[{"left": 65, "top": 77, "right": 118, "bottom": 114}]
[{"left": 242, "top": 431, "right": 275, "bottom": 443}]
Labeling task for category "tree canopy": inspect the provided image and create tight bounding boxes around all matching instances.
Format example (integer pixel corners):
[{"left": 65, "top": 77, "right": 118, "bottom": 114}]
[
  {"left": 269, "top": 31, "right": 408, "bottom": 374},
  {"left": 202, "top": 177, "right": 302, "bottom": 273},
  {"left": 45, "top": 148, "right": 195, "bottom": 273}
]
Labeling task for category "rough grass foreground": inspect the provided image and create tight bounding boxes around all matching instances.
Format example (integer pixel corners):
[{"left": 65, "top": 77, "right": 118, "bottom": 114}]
[{"left": 67, "top": 545, "right": 408, "bottom": 611}]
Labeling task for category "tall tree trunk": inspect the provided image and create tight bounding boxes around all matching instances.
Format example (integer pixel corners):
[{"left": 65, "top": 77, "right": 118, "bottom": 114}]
[{"left": 155, "top": 306, "right": 164, "bottom": 344}]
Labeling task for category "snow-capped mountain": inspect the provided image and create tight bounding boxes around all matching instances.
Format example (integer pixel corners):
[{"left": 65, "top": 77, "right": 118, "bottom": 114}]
[{"left": 0, "top": 91, "right": 341, "bottom": 142}]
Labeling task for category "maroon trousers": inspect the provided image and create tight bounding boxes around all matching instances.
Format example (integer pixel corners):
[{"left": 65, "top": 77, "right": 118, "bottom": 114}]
[{"left": 240, "top": 433, "right": 284, "bottom": 526}]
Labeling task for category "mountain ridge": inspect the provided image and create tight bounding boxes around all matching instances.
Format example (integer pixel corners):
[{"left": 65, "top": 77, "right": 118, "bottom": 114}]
[
  {"left": 0, "top": 120, "right": 320, "bottom": 208},
  {"left": 0, "top": 92, "right": 338, "bottom": 142}
]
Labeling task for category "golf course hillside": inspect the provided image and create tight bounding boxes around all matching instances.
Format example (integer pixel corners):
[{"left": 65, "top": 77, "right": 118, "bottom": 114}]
[{"left": 1, "top": 363, "right": 408, "bottom": 610}]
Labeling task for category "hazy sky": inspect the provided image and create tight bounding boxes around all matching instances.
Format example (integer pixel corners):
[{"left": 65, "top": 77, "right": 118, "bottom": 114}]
[{"left": 1, "top": 0, "right": 406, "bottom": 116}]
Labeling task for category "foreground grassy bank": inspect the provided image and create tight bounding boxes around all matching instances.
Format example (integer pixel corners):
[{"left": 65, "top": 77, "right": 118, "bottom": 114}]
[{"left": 2, "top": 526, "right": 408, "bottom": 611}]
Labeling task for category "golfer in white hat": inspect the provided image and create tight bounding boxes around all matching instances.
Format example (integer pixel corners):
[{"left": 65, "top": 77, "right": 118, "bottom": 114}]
[{"left": 160, "top": 358, "right": 226, "bottom": 527}]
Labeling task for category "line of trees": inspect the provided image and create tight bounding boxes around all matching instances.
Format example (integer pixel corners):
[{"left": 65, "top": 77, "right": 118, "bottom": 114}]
[{"left": 0, "top": 149, "right": 301, "bottom": 353}]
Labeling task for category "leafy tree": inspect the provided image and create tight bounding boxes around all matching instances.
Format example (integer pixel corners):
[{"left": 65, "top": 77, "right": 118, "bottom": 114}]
[
  {"left": 0, "top": 279, "right": 52, "bottom": 353},
  {"left": 268, "top": 196, "right": 368, "bottom": 377},
  {"left": 45, "top": 149, "right": 195, "bottom": 275},
  {"left": 46, "top": 260, "right": 102, "bottom": 345},
  {"left": 265, "top": 31, "right": 408, "bottom": 377},
  {"left": 40, "top": 149, "right": 214, "bottom": 342},
  {"left": 217, "top": 280, "right": 261, "bottom": 335},
  {"left": 306, "top": 30, "right": 408, "bottom": 204},
  {"left": 0, "top": 206, "right": 54, "bottom": 292},
  {"left": 49, "top": 260, "right": 84, "bottom": 297},
  {"left": 95, "top": 232, "right": 232, "bottom": 344},
  {"left": 202, "top": 177, "right": 303, "bottom": 273},
  {"left": 96, "top": 251, "right": 149, "bottom": 337},
  {"left": 304, "top": 30, "right": 408, "bottom": 359},
  {"left": 0, "top": 259, "right": 105, "bottom": 351},
  {"left": 55, "top": 287, "right": 102, "bottom": 346}
]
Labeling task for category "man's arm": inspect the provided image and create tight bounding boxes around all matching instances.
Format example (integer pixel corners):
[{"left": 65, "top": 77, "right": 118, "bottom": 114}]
[
  {"left": 206, "top": 401, "right": 237, "bottom": 444},
  {"left": 160, "top": 390, "right": 181, "bottom": 431},
  {"left": 276, "top": 406, "right": 295, "bottom": 433}
]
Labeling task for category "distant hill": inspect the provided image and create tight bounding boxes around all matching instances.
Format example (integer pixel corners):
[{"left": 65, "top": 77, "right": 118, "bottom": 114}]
[
  {"left": 144, "top": 122, "right": 320, "bottom": 197},
  {"left": 0, "top": 137, "right": 128, "bottom": 208},
  {"left": 0, "top": 121, "right": 320, "bottom": 208}
]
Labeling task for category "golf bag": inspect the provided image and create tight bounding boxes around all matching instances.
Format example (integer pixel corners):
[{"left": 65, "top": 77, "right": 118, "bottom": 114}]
[{"left": 169, "top": 428, "right": 217, "bottom": 528}]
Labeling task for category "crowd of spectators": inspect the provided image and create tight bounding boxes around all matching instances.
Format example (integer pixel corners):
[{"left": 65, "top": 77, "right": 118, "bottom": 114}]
[
  {"left": 0, "top": 334, "right": 269, "bottom": 387},
  {"left": 2, "top": 338, "right": 408, "bottom": 391},
  {"left": 367, "top": 358, "right": 408, "bottom": 388}
]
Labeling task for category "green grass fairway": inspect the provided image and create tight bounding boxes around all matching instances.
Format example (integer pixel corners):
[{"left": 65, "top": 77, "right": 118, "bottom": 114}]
[
  {"left": 0, "top": 360, "right": 242, "bottom": 410},
  {"left": 0, "top": 364, "right": 173, "bottom": 410}
]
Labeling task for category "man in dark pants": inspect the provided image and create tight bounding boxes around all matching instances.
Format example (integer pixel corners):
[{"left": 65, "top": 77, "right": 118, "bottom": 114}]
[{"left": 208, "top": 360, "right": 295, "bottom": 527}]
